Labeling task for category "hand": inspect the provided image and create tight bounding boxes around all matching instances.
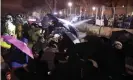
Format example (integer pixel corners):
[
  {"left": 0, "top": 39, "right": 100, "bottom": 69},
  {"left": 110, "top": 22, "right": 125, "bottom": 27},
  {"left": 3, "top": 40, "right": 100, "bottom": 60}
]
[
  {"left": 65, "top": 56, "right": 69, "bottom": 60},
  {"left": 23, "top": 64, "right": 28, "bottom": 68},
  {"left": 48, "top": 71, "right": 52, "bottom": 75},
  {"left": 34, "top": 53, "right": 39, "bottom": 58},
  {"left": 88, "top": 59, "right": 98, "bottom": 68}
]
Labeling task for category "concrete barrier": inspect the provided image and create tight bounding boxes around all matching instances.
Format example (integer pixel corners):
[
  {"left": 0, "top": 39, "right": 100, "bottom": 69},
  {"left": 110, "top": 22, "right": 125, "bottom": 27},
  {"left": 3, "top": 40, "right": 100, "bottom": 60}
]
[{"left": 75, "top": 23, "right": 133, "bottom": 37}]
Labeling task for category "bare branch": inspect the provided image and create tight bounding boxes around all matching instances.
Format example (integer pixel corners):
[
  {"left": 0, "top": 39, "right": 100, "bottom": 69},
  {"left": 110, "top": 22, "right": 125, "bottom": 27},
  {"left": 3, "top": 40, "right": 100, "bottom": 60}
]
[{"left": 45, "top": 0, "right": 53, "bottom": 12}]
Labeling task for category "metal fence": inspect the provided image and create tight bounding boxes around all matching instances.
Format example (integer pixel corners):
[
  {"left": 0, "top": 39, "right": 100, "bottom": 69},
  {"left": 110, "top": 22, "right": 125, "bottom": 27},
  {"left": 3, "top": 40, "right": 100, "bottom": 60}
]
[{"left": 61, "top": 6, "right": 133, "bottom": 17}]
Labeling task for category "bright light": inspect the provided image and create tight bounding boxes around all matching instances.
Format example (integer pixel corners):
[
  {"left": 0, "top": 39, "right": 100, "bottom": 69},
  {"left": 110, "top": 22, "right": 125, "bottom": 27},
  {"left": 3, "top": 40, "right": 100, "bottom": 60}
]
[
  {"left": 54, "top": 34, "right": 60, "bottom": 38},
  {"left": 122, "top": 5, "right": 125, "bottom": 8},
  {"left": 92, "top": 7, "right": 96, "bottom": 11},
  {"left": 73, "top": 39, "right": 80, "bottom": 44},
  {"left": 28, "top": 18, "right": 36, "bottom": 22},
  {"left": 58, "top": 18, "right": 73, "bottom": 26},
  {"left": 54, "top": 12, "right": 58, "bottom": 15},
  {"left": 59, "top": 11, "right": 63, "bottom": 15},
  {"left": 68, "top": 2, "right": 72, "bottom": 7}
]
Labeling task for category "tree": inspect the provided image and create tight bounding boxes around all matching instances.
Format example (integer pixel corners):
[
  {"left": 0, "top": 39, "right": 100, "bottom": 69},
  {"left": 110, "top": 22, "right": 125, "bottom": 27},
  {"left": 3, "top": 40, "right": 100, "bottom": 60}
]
[
  {"left": 105, "top": 0, "right": 120, "bottom": 17},
  {"left": 45, "top": 0, "right": 54, "bottom": 12},
  {"left": 74, "top": 0, "right": 89, "bottom": 13},
  {"left": 53, "top": 0, "right": 57, "bottom": 12}
]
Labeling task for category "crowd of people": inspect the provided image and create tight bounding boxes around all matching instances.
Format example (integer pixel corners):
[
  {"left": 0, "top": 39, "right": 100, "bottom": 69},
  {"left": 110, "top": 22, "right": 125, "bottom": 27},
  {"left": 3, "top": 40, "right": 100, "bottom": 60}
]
[
  {"left": 69, "top": 14, "right": 133, "bottom": 29},
  {"left": 104, "top": 14, "right": 133, "bottom": 29},
  {"left": 1, "top": 13, "right": 133, "bottom": 80}
]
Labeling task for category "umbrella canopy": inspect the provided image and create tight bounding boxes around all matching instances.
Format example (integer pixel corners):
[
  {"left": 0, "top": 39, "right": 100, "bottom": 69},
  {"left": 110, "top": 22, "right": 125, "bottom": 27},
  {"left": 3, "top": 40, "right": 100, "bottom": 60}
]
[
  {"left": 111, "top": 30, "right": 133, "bottom": 43},
  {"left": 2, "top": 35, "right": 34, "bottom": 59}
]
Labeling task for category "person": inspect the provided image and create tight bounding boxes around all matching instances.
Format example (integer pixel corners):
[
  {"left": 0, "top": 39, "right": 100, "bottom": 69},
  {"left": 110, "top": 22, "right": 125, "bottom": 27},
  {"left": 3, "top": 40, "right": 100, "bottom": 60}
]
[
  {"left": 82, "top": 59, "right": 100, "bottom": 80},
  {"left": 51, "top": 52, "right": 69, "bottom": 80},
  {"left": 106, "top": 40, "right": 127, "bottom": 80},
  {"left": 1, "top": 16, "right": 7, "bottom": 35},
  {"left": 41, "top": 15, "right": 50, "bottom": 39},
  {"left": 104, "top": 15, "right": 108, "bottom": 26},
  {"left": 73, "top": 35, "right": 110, "bottom": 80},
  {"left": 4, "top": 15, "right": 16, "bottom": 36},
  {"left": 130, "top": 16, "right": 133, "bottom": 29},
  {"left": 22, "top": 23, "right": 30, "bottom": 40},
  {"left": 28, "top": 47, "right": 49, "bottom": 80},
  {"left": 9, "top": 38, "right": 32, "bottom": 80},
  {"left": 16, "top": 24, "right": 23, "bottom": 39},
  {"left": 1, "top": 55, "right": 11, "bottom": 80},
  {"left": 108, "top": 17, "right": 114, "bottom": 27},
  {"left": 15, "top": 14, "right": 25, "bottom": 26},
  {"left": 28, "top": 23, "right": 42, "bottom": 44}
]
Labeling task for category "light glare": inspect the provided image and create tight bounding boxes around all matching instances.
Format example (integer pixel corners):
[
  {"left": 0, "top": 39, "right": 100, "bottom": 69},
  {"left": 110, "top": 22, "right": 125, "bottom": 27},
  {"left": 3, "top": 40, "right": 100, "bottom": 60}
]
[
  {"left": 68, "top": 2, "right": 72, "bottom": 7},
  {"left": 59, "top": 11, "right": 63, "bottom": 15},
  {"left": 54, "top": 12, "right": 58, "bottom": 15},
  {"left": 92, "top": 7, "right": 96, "bottom": 11}
]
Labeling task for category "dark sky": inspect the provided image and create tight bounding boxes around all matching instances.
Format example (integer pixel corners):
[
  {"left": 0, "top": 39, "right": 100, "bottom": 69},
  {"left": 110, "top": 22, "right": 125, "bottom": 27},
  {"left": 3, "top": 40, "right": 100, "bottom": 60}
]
[
  {"left": 2, "top": 0, "right": 133, "bottom": 14},
  {"left": 2, "top": 0, "right": 66, "bottom": 13}
]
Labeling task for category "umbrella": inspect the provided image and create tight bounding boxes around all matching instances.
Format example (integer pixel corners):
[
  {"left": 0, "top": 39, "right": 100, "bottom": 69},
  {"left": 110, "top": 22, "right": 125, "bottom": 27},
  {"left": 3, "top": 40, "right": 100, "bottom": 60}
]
[
  {"left": 2, "top": 35, "right": 34, "bottom": 59},
  {"left": 47, "top": 14, "right": 79, "bottom": 37},
  {"left": 111, "top": 30, "right": 133, "bottom": 42}
]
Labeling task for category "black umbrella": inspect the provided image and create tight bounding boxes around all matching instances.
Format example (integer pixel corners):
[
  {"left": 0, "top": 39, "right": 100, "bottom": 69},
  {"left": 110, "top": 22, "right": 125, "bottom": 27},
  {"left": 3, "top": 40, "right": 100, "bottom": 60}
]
[
  {"left": 111, "top": 30, "right": 133, "bottom": 43},
  {"left": 47, "top": 14, "right": 78, "bottom": 37},
  {"left": 47, "top": 14, "right": 59, "bottom": 22},
  {"left": 111, "top": 30, "right": 133, "bottom": 57}
]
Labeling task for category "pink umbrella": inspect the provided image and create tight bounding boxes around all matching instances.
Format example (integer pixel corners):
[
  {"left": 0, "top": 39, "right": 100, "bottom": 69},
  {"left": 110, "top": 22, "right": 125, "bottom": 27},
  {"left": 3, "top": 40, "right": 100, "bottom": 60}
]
[{"left": 2, "top": 35, "right": 34, "bottom": 59}]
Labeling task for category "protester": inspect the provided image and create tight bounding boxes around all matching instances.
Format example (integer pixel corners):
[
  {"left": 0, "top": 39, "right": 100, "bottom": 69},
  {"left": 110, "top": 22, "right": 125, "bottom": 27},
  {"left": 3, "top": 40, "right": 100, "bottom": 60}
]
[
  {"left": 28, "top": 23, "right": 42, "bottom": 44},
  {"left": 104, "top": 15, "right": 108, "bottom": 26},
  {"left": 82, "top": 59, "right": 100, "bottom": 80},
  {"left": 9, "top": 38, "right": 32, "bottom": 80},
  {"left": 107, "top": 41, "right": 125, "bottom": 80},
  {"left": 16, "top": 24, "right": 23, "bottom": 39},
  {"left": 28, "top": 47, "right": 49, "bottom": 80},
  {"left": 4, "top": 15, "right": 16, "bottom": 36}
]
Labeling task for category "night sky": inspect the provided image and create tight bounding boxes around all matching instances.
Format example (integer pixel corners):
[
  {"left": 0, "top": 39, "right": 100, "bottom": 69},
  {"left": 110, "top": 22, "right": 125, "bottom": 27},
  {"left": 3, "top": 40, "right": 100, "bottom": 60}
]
[
  {"left": 1, "top": 0, "right": 133, "bottom": 14},
  {"left": 2, "top": 0, "right": 67, "bottom": 14}
]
